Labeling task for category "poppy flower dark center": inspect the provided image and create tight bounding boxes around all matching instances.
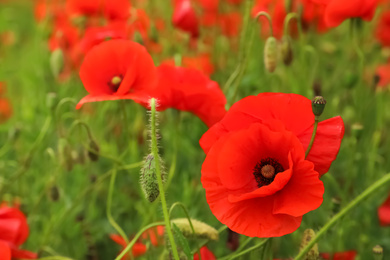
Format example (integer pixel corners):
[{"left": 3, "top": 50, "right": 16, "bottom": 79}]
[
  {"left": 108, "top": 75, "right": 123, "bottom": 92},
  {"left": 253, "top": 157, "right": 284, "bottom": 188}
]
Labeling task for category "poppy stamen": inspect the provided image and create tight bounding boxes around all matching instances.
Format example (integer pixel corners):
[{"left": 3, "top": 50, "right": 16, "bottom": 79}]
[
  {"left": 108, "top": 75, "right": 122, "bottom": 92},
  {"left": 253, "top": 157, "right": 284, "bottom": 187}
]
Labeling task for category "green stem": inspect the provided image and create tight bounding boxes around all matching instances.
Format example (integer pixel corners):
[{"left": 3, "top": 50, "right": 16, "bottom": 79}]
[
  {"left": 255, "top": 11, "right": 273, "bottom": 36},
  {"left": 294, "top": 173, "right": 390, "bottom": 260},
  {"left": 191, "top": 225, "right": 228, "bottom": 254},
  {"left": 283, "top": 13, "right": 301, "bottom": 37},
  {"left": 107, "top": 168, "right": 129, "bottom": 244},
  {"left": 219, "top": 238, "right": 270, "bottom": 260},
  {"left": 350, "top": 18, "right": 364, "bottom": 76},
  {"left": 114, "top": 222, "right": 165, "bottom": 260},
  {"left": 150, "top": 98, "right": 180, "bottom": 260},
  {"left": 68, "top": 120, "right": 94, "bottom": 140},
  {"left": 305, "top": 116, "right": 319, "bottom": 158}
]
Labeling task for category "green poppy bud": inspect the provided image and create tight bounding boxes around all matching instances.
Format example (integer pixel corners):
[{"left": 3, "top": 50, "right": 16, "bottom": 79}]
[
  {"left": 88, "top": 140, "right": 99, "bottom": 162},
  {"left": 140, "top": 154, "right": 166, "bottom": 202},
  {"left": 373, "top": 245, "right": 383, "bottom": 260},
  {"left": 48, "top": 185, "right": 60, "bottom": 201},
  {"left": 50, "top": 48, "right": 64, "bottom": 79},
  {"left": 264, "top": 36, "right": 278, "bottom": 73},
  {"left": 312, "top": 96, "right": 326, "bottom": 117},
  {"left": 281, "top": 36, "right": 293, "bottom": 66},
  {"left": 171, "top": 218, "right": 219, "bottom": 241}
]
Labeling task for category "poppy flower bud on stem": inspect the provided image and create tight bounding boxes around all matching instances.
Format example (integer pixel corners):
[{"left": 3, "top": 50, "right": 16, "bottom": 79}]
[
  {"left": 140, "top": 154, "right": 165, "bottom": 202},
  {"left": 149, "top": 98, "right": 180, "bottom": 260},
  {"left": 373, "top": 245, "right": 383, "bottom": 260},
  {"left": 50, "top": 48, "right": 64, "bottom": 79},
  {"left": 281, "top": 36, "right": 293, "bottom": 66},
  {"left": 305, "top": 96, "right": 326, "bottom": 158},
  {"left": 255, "top": 12, "right": 277, "bottom": 73},
  {"left": 299, "top": 229, "right": 319, "bottom": 260}
]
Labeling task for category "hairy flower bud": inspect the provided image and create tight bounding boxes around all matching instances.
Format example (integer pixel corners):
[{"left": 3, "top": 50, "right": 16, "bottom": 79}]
[
  {"left": 373, "top": 245, "right": 383, "bottom": 260},
  {"left": 50, "top": 48, "right": 64, "bottom": 79},
  {"left": 300, "top": 229, "right": 319, "bottom": 260},
  {"left": 264, "top": 36, "right": 278, "bottom": 73},
  {"left": 171, "top": 218, "right": 219, "bottom": 241},
  {"left": 48, "top": 185, "right": 60, "bottom": 201},
  {"left": 140, "top": 154, "right": 166, "bottom": 202},
  {"left": 87, "top": 140, "right": 99, "bottom": 162},
  {"left": 281, "top": 36, "right": 293, "bottom": 66},
  {"left": 312, "top": 96, "right": 326, "bottom": 117}
]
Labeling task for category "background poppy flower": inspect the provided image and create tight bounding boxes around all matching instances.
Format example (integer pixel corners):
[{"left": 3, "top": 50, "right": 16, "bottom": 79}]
[
  {"left": 193, "top": 246, "right": 216, "bottom": 260},
  {"left": 76, "top": 39, "right": 157, "bottom": 109},
  {"left": 200, "top": 93, "right": 344, "bottom": 175},
  {"left": 110, "top": 234, "right": 147, "bottom": 259},
  {"left": 376, "top": 11, "right": 390, "bottom": 47},
  {"left": 201, "top": 122, "right": 324, "bottom": 237},
  {"left": 153, "top": 64, "right": 226, "bottom": 127},
  {"left": 0, "top": 205, "right": 37, "bottom": 259},
  {"left": 311, "top": 0, "right": 378, "bottom": 28},
  {"left": 375, "top": 62, "right": 390, "bottom": 88},
  {"left": 172, "top": 0, "right": 200, "bottom": 38},
  {"left": 0, "top": 98, "right": 12, "bottom": 123},
  {"left": 378, "top": 192, "right": 390, "bottom": 225},
  {"left": 321, "top": 250, "right": 357, "bottom": 260}
]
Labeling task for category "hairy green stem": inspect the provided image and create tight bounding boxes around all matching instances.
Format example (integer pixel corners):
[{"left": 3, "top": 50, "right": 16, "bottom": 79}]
[
  {"left": 305, "top": 116, "right": 319, "bottom": 158},
  {"left": 114, "top": 222, "right": 165, "bottom": 260},
  {"left": 295, "top": 173, "right": 390, "bottom": 260},
  {"left": 107, "top": 168, "right": 129, "bottom": 244},
  {"left": 150, "top": 98, "right": 180, "bottom": 260}
]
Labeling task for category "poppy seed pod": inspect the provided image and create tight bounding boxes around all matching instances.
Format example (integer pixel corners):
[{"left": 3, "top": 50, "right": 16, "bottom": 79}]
[
  {"left": 312, "top": 96, "right": 326, "bottom": 117},
  {"left": 264, "top": 36, "right": 278, "bottom": 73},
  {"left": 140, "top": 154, "right": 165, "bottom": 202},
  {"left": 281, "top": 36, "right": 293, "bottom": 66}
]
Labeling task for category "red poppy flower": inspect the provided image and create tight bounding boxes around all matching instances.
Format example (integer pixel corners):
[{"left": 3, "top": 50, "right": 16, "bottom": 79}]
[
  {"left": 172, "top": 0, "right": 200, "bottom": 38},
  {"left": 161, "top": 53, "right": 215, "bottom": 76},
  {"left": 110, "top": 235, "right": 147, "bottom": 259},
  {"left": 66, "top": 0, "right": 131, "bottom": 21},
  {"left": 320, "top": 250, "right": 357, "bottom": 260},
  {"left": 195, "top": 0, "right": 219, "bottom": 12},
  {"left": 200, "top": 93, "right": 344, "bottom": 237},
  {"left": 200, "top": 93, "right": 344, "bottom": 175},
  {"left": 153, "top": 64, "right": 226, "bottom": 127},
  {"left": 311, "top": 0, "right": 378, "bottom": 28},
  {"left": 378, "top": 192, "right": 390, "bottom": 225},
  {"left": 76, "top": 39, "right": 157, "bottom": 109},
  {"left": 0, "top": 205, "right": 37, "bottom": 259},
  {"left": 193, "top": 246, "right": 216, "bottom": 260},
  {"left": 0, "top": 98, "right": 12, "bottom": 124},
  {"left": 218, "top": 12, "right": 242, "bottom": 37},
  {"left": 376, "top": 11, "right": 390, "bottom": 47},
  {"left": 375, "top": 62, "right": 390, "bottom": 88}
]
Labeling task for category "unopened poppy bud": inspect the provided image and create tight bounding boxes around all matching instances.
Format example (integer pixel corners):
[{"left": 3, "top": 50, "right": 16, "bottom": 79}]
[
  {"left": 264, "top": 36, "right": 278, "bottom": 73},
  {"left": 300, "top": 229, "right": 319, "bottom": 260},
  {"left": 311, "top": 96, "right": 326, "bottom": 117},
  {"left": 281, "top": 36, "right": 293, "bottom": 66},
  {"left": 351, "top": 123, "right": 363, "bottom": 139},
  {"left": 133, "top": 31, "right": 144, "bottom": 45},
  {"left": 88, "top": 140, "right": 99, "bottom": 162},
  {"left": 373, "top": 245, "right": 383, "bottom": 260},
  {"left": 48, "top": 185, "right": 60, "bottom": 201},
  {"left": 171, "top": 218, "right": 219, "bottom": 241},
  {"left": 140, "top": 154, "right": 165, "bottom": 202},
  {"left": 50, "top": 48, "right": 64, "bottom": 79}
]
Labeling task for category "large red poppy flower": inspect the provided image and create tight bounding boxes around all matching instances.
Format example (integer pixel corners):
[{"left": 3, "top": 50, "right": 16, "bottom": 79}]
[
  {"left": 200, "top": 93, "right": 344, "bottom": 175},
  {"left": 0, "top": 206, "right": 37, "bottom": 259},
  {"left": 153, "top": 64, "right": 226, "bottom": 127},
  {"left": 76, "top": 39, "right": 157, "bottom": 109},
  {"left": 321, "top": 250, "right": 357, "bottom": 260},
  {"left": 193, "top": 246, "right": 216, "bottom": 260},
  {"left": 200, "top": 93, "right": 344, "bottom": 237},
  {"left": 311, "top": 0, "right": 378, "bottom": 28},
  {"left": 378, "top": 192, "right": 390, "bottom": 225},
  {"left": 172, "top": 0, "right": 200, "bottom": 38}
]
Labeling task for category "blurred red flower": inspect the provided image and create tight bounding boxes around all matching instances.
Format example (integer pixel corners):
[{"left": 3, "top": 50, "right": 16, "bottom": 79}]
[
  {"left": 66, "top": 0, "right": 131, "bottom": 21},
  {"left": 0, "top": 205, "right": 37, "bottom": 259},
  {"left": 375, "top": 62, "right": 390, "bottom": 88},
  {"left": 378, "top": 192, "right": 390, "bottom": 225},
  {"left": 161, "top": 53, "right": 215, "bottom": 76},
  {"left": 311, "top": 0, "right": 378, "bottom": 28},
  {"left": 376, "top": 11, "right": 390, "bottom": 47},
  {"left": 193, "top": 246, "right": 216, "bottom": 260},
  {"left": 0, "top": 98, "right": 12, "bottom": 124},
  {"left": 153, "top": 64, "right": 226, "bottom": 127},
  {"left": 200, "top": 93, "right": 344, "bottom": 237},
  {"left": 110, "top": 226, "right": 164, "bottom": 259},
  {"left": 321, "top": 250, "right": 357, "bottom": 260},
  {"left": 172, "top": 0, "right": 200, "bottom": 38},
  {"left": 76, "top": 39, "right": 156, "bottom": 109}
]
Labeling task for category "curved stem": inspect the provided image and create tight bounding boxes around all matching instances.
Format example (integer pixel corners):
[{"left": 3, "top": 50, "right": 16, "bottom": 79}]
[
  {"left": 294, "top": 173, "right": 390, "bottom": 260},
  {"left": 68, "top": 120, "right": 94, "bottom": 140},
  {"left": 305, "top": 116, "right": 319, "bottom": 158},
  {"left": 255, "top": 11, "right": 273, "bottom": 36},
  {"left": 107, "top": 168, "right": 129, "bottom": 244},
  {"left": 283, "top": 12, "right": 301, "bottom": 37},
  {"left": 114, "top": 222, "right": 165, "bottom": 260},
  {"left": 219, "top": 238, "right": 270, "bottom": 260},
  {"left": 150, "top": 98, "right": 180, "bottom": 260}
]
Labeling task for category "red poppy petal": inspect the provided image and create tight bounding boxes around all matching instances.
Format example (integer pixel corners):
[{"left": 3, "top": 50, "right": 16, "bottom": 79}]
[
  {"left": 110, "top": 234, "right": 127, "bottom": 247},
  {"left": 273, "top": 160, "right": 324, "bottom": 217},
  {"left": 378, "top": 192, "right": 390, "bottom": 226},
  {"left": 0, "top": 241, "right": 11, "bottom": 260},
  {"left": 76, "top": 93, "right": 152, "bottom": 109},
  {"left": 10, "top": 247, "right": 37, "bottom": 259},
  {"left": 0, "top": 207, "right": 29, "bottom": 245},
  {"left": 298, "top": 116, "right": 345, "bottom": 175}
]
